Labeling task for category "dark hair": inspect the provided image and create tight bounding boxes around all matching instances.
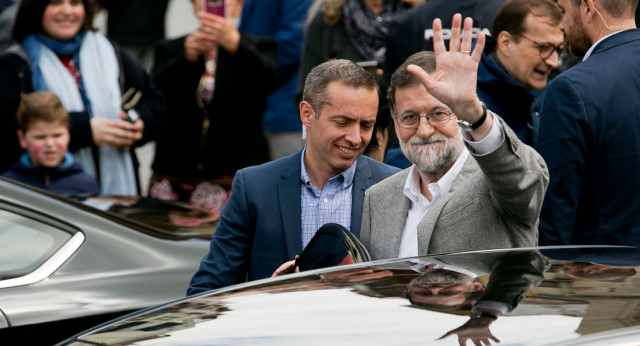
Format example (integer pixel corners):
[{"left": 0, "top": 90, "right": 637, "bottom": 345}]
[
  {"left": 12, "top": 0, "right": 96, "bottom": 43},
  {"left": 302, "top": 59, "right": 378, "bottom": 118},
  {"left": 17, "top": 91, "right": 69, "bottom": 132},
  {"left": 492, "top": 0, "right": 562, "bottom": 52},
  {"left": 365, "top": 77, "right": 392, "bottom": 154},
  {"left": 387, "top": 51, "right": 436, "bottom": 113},
  {"left": 570, "top": 0, "right": 638, "bottom": 18}
]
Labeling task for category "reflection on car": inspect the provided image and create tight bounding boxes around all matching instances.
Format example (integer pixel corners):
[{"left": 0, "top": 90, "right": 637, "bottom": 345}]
[{"left": 59, "top": 242, "right": 640, "bottom": 345}]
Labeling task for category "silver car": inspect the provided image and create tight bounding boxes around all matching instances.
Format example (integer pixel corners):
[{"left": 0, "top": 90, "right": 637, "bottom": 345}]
[{"left": 0, "top": 178, "right": 212, "bottom": 344}]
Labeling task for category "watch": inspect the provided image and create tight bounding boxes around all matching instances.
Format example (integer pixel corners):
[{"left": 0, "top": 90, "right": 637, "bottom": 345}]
[
  {"left": 457, "top": 101, "right": 487, "bottom": 132},
  {"left": 470, "top": 310, "right": 497, "bottom": 320}
]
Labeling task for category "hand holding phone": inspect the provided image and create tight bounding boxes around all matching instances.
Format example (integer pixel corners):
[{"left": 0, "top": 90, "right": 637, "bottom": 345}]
[{"left": 203, "top": 0, "right": 225, "bottom": 17}]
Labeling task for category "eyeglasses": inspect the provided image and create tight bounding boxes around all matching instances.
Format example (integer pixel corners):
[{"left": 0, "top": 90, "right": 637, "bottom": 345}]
[
  {"left": 393, "top": 110, "right": 454, "bottom": 129},
  {"left": 517, "top": 34, "right": 567, "bottom": 60}
]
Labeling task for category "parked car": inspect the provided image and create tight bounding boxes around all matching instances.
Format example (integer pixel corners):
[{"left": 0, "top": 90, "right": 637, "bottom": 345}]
[
  {"left": 0, "top": 177, "right": 214, "bottom": 344},
  {"left": 58, "top": 243, "right": 640, "bottom": 346}
]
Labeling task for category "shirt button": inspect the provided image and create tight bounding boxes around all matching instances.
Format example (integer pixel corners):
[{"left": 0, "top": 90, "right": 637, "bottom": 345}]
[
  {"left": 343, "top": 183, "right": 347, "bottom": 188},
  {"left": 323, "top": 198, "right": 328, "bottom": 203}
]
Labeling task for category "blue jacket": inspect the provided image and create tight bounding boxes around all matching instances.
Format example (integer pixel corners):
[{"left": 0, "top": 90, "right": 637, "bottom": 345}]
[
  {"left": 187, "top": 150, "right": 400, "bottom": 294},
  {"left": 239, "top": 0, "right": 314, "bottom": 132},
  {"left": 477, "top": 42, "right": 541, "bottom": 146},
  {"left": 2, "top": 153, "right": 100, "bottom": 197},
  {"left": 536, "top": 29, "right": 640, "bottom": 246}
]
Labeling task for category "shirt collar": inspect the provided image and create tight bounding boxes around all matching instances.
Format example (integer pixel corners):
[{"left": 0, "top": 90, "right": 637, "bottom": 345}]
[
  {"left": 300, "top": 146, "right": 357, "bottom": 190},
  {"left": 403, "top": 148, "right": 469, "bottom": 204},
  {"left": 583, "top": 31, "right": 623, "bottom": 61}
]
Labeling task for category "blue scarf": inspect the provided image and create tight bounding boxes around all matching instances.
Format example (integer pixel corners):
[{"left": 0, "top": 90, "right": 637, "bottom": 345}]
[
  {"left": 20, "top": 152, "right": 73, "bottom": 170},
  {"left": 22, "top": 32, "right": 85, "bottom": 93}
]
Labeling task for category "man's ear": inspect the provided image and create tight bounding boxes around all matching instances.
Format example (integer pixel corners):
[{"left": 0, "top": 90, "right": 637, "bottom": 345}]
[
  {"left": 17, "top": 130, "right": 27, "bottom": 149},
  {"left": 583, "top": 0, "right": 595, "bottom": 19},
  {"left": 299, "top": 101, "right": 315, "bottom": 127},
  {"left": 472, "top": 281, "right": 485, "bottom": 292},
  {"left": 375, "top": 126, "right": 385, "bottom": 148},
  {"left": 496, "top": 31, "right": 512, "bottom": 56}
]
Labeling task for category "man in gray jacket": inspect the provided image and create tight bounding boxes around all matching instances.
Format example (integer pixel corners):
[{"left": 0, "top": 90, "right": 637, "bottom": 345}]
[{"left": 361, "top": 14, "right": 548, "bottom": 260}]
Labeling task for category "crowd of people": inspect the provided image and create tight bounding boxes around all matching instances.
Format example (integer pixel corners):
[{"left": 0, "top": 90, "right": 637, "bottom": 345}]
[{"left": 1, "top": 0, "right": 639, "bottom": 296}]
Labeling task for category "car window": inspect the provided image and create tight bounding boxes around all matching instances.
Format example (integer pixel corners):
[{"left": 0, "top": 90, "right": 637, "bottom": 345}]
[{"left": 0, "top": 210, "right": 71, "bottom": 281}]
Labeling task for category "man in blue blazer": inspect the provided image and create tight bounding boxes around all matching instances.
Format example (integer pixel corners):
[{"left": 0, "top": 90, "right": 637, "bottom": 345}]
[
  {"left": 187, "top": 60, "right": 400, "bottom": 295},
  {"left": 536, "top": 0, "right": 640, "bottom": 246}
]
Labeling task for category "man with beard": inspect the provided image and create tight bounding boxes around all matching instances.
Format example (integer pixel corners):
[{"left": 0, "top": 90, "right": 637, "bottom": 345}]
[
  {"left": 536, "top": 0, "right": 640, "bottom": 246},
  {"left": 405, "top": 266, "right": 485, "bottom": 309},
  {"left": 360, "top": 14, "right": 548, "bottom": 260}
]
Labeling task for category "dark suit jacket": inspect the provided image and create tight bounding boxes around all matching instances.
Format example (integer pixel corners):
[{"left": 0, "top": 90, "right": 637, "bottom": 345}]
[
  {"left": 187, "top": 150, "right": 400, "bottom": 295},
  {"left": 536, "top": 29, "right": 640, "bottom": 246}
]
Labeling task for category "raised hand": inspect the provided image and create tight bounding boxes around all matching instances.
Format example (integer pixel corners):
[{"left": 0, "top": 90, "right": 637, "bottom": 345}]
[
  {"left": 438, "top": 317, "right": 500, "bottom": 346},
  {"left": 406, "top": 13, "right": 486, "bottom": 128}
]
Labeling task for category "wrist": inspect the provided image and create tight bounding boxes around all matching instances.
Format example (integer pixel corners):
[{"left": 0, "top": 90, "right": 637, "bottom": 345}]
[
  {"left": 224, "top": 30, "right": 241, "bottom": 55},
  {"left": 470, "top": 310, "right": 498, "bottom": 320},
  {"left": 457, "top": 101, "right": 487, "bottom": 132}
]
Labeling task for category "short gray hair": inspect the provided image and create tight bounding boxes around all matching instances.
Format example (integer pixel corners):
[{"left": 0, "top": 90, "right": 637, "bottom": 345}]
[{"left": 302, "top": 59, "right": 378, "bottom": 118}]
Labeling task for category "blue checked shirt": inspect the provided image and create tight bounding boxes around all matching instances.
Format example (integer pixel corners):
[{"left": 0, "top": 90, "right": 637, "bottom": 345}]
[{"left": 300, "top": 149, "right": 355, "bottom": 248}]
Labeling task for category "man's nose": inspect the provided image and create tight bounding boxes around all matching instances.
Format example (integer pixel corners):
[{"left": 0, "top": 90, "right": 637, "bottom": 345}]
[
  {"left": 344, "top": 124, "right": 363, "bottom": 145},
  {"left": 415, "top": 117, "right": 436, "bottom": 138},
  {"left": 544, "top": 51, "right": 560, "bottom": 69}
]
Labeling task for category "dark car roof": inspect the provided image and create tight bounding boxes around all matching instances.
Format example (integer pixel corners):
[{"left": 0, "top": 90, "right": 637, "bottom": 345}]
[{"left": 61, "top": 246, "right": 640, "bottom": 345}]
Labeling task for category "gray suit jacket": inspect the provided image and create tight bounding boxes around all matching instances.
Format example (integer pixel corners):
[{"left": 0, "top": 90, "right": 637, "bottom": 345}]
[{"left": 361, "top": 117, "right": 549, "bottom": 260}]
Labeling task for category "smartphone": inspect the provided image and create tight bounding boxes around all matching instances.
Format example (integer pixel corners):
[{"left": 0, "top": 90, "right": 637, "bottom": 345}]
[
  {"left": 126, "top": 109, "right": 139, "bottom": 124},
  {"left": 203, "top": 0, "right": 225, "bottom": 17}
]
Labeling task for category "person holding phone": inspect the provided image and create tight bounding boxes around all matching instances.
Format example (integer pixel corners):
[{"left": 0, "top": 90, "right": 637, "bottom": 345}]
[
  {"left": 148, "top": 0, "right": 278, "bottom": 210},
  {"left": 0, "top": 0, "right": 166, "bottom": 195}
]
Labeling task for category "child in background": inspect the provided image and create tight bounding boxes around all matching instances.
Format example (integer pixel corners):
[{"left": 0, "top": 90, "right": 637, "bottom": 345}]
[{"left": 2, "top": 91, "right": 100, "bottom": 196}]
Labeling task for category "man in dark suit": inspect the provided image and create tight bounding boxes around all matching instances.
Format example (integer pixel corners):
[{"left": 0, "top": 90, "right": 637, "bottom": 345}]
[
  {"left": 536, "top": 0, "right": 640, "bottom": 246},
  {"left": 187, "top": 60, "right": 400, "bottom": 295}
]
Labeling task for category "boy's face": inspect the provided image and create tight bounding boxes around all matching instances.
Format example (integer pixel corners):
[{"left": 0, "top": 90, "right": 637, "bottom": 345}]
[{"left": 18, "top": 121, "right": 70, "bottom": 168}]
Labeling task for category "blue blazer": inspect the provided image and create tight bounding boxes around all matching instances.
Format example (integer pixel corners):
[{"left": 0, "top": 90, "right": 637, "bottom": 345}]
[
  {"left": 187, "top": 150, "right": 400, "bottom": 295},
  {"left": 536, "top": 29, "right": 640, "bottom": 246}
]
